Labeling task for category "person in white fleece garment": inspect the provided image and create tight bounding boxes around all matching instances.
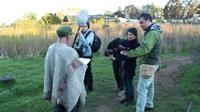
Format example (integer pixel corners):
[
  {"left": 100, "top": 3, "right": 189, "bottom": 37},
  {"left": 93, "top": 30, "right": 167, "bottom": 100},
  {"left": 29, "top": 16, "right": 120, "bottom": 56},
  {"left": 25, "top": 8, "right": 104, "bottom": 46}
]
[{"left": 44, "top": 25, "right": 87, "bottom": 112}]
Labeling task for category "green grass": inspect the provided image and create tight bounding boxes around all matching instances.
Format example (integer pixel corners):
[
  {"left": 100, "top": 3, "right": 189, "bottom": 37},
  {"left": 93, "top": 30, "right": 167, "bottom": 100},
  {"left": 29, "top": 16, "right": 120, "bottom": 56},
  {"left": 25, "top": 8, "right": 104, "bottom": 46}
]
[
  {"left": 0, "top": 55, "right": 138, "bottom": 112},
  {"left": 0, "top": 53, "right": 199, "bottom": 112},
  {"left": 180, "top": 64, "right": 200, "bottom": 112},
  {"left": 0, "top": 57, "right": 52, "bottom": 112}
]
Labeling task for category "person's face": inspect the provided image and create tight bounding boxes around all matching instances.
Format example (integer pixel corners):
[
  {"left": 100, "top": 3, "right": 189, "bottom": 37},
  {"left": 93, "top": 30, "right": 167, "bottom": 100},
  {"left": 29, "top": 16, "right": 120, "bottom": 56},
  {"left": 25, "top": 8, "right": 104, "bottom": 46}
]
[
  {"left": 139, "top": 18, "right": 151, "bottom": 31},
  {"left": 80, "top": 25, "right": 88, "bottom": 32},
  {"left": 127, "top": 32, "right": 136, "bottom": 41}
]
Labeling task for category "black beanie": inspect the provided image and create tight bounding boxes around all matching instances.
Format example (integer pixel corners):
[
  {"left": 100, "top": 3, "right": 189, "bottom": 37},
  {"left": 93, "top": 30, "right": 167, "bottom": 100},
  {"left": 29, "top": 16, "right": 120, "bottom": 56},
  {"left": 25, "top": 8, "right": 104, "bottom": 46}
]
[{"left": 127, "top": 28, "right": 138, "bottom": 37}]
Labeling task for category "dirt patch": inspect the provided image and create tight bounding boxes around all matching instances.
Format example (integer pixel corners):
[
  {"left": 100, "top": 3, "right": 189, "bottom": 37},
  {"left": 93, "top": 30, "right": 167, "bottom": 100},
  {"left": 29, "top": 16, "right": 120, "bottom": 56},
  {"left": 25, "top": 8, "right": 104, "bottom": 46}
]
[
  {"left": 155, "top": 57, "right": 191, "bottom": 91},
  {"left": 154, "top": 56, "right": 192, "bottom": 111}
]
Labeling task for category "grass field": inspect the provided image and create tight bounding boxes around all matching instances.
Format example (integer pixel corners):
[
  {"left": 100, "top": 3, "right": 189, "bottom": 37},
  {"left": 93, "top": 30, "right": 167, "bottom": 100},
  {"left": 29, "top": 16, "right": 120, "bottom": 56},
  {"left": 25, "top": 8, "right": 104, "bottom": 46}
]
[
  {"left": 0, "top": 53, "right": 199, "bottom": 112},
  {"left": 180, "top": 64, "right": 200, "bottom": 111}
]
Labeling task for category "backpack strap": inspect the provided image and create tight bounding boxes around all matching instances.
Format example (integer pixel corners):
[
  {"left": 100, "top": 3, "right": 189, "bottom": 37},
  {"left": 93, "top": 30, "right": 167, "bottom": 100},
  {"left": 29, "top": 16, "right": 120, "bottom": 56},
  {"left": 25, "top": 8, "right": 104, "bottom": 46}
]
[
  {"left": 84, "top": 30, "right": 94, "bottom": 47},
  {"left": 84, "top": 30, "right": 92, "bottom": 39},
  {"left": 76, "top": 31, "right": 91, "bottom": 46}
]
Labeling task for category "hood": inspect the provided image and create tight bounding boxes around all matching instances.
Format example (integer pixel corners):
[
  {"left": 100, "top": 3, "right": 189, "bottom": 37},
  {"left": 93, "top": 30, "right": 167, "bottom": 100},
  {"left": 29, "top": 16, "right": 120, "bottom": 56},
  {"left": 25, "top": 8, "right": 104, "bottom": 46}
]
[{"left": 150, "top": 23, "right": 162, "bottom": 33}]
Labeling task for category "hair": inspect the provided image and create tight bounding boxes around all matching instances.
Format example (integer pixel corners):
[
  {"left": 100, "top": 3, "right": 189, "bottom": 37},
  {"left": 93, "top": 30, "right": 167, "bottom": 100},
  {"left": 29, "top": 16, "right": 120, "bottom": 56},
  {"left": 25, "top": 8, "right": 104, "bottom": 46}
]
[
  {"left": 127, "top": 27, "right": 138, "bottom": 37},
  {"left": 57, "top": 32, "right": 70, "bottom": 39},
  {"left": 58, "top": 35, "right": 69, "bottom": 39},
  {"left": 86, "top": 21, "right": 90, "bottom": 28},
  {"left": 138, "top": 13, "right": 152, "bottom": 22}
]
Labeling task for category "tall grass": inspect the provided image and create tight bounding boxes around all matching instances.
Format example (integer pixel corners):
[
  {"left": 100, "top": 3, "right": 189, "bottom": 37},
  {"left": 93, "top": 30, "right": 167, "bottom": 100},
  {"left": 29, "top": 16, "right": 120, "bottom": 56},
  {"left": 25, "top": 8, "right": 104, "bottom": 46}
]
[
  {"left": 162, "top": 24, "right": 200, "bottom": 53},
  {"left": 0, "top": 36, "right": 55, "bottom": 57},
  {"left": 0, "top": 22, "right": 200, "bottom": 57}
]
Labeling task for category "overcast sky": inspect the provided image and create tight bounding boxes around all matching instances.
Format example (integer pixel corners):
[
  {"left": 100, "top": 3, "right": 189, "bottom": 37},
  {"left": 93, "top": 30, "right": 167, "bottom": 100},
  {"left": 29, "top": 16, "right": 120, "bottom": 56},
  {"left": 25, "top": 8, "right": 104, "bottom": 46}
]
[{"left": 0, "top": 0, "right": 169, "bottom": 25}]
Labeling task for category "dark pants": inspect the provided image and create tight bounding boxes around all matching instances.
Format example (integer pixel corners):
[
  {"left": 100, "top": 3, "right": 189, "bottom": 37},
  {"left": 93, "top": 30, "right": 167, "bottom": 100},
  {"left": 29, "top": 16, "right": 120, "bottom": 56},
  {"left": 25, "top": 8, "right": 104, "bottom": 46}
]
[
  {"left": 54, "top": 100, "right": 81, "bottom": 112},
  {"left": 123, "top": 71, "right": 135, "bottom": 98},
  {"left": 84, "top": 61, "right": 93, "bottom": 91},
  {"left": 123, "top": 60, "right": 136, "bottom": 100},
  {"left": 112, "top": 60, "right": 124, "bottom": 91},
  {"left": 124, "top": 78, "right": 134, "bottom": 98}
]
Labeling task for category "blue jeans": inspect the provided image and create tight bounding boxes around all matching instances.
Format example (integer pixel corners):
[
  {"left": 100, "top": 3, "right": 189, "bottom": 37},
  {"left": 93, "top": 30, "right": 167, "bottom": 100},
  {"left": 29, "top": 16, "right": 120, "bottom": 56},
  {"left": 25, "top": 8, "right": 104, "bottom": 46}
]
[
  {"left": 136, "top": 64, "right": 158, "bottom": 112},
  {"left": 124, "top": 79, "right": 134, "bottom": 97}
]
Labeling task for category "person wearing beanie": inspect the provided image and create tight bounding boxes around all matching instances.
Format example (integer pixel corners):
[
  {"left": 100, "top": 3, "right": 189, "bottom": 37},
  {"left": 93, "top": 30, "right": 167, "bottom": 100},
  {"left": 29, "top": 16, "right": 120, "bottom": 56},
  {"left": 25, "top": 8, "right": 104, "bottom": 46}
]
[
  {"left": 44, "top": 25, "right": 87, "bottom": 112},
  {"left": 76, "top": 21, "right": 95, "bottom": 92},
  {"left": 120, "top": 27, "right": 140, "bottom": 106}
]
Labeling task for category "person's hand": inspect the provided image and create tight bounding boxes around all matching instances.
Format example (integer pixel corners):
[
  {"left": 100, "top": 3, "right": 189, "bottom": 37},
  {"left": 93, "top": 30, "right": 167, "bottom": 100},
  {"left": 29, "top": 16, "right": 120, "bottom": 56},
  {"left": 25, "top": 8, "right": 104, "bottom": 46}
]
[
  {"left": 120, "top": 50, "right": 128, "bottom": 56},
  {"left": 79, "top": 31, "right": 84, "bottom": 40},
  {"left": 108, "top": 54, "right": 116, "bottom": 60}
]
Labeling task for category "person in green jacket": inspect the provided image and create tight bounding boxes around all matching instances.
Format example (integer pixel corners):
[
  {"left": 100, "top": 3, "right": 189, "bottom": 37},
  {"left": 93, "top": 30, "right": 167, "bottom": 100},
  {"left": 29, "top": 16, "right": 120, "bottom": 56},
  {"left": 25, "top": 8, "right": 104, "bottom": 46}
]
[{"left": 121, "top": 13, "right": 163, "bottom": 112}]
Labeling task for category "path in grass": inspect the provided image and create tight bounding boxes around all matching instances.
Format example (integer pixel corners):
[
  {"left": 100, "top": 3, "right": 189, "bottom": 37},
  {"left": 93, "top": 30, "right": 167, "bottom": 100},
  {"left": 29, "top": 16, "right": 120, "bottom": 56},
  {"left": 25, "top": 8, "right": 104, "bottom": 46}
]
[{"left": 85, "top": 56, "right": 192, "bottom": 112}]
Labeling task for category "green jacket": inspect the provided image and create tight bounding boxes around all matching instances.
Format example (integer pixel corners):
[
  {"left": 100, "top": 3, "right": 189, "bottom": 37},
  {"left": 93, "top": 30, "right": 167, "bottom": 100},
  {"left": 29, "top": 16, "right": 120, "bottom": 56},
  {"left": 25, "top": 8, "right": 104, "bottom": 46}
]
[{"left": 128, "top": 23, "right": 163, "bottom": 65}]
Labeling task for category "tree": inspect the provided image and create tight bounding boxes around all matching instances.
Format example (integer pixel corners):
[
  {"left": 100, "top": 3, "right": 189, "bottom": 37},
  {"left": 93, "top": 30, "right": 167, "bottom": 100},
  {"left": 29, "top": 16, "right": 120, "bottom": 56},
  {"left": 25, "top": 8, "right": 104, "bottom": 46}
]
[
  {"left": 104, "top": 10, "right": 113, "bottom": 16},
  {"left": 42, "top": 13, "right": 62, "bottom": 25},
  {"left": 181, "top": 0, "right": 197, "bottom": 19},
  {"left": 22, "top": 12, "right": 37, "bottom": 20},
  {"left": 164, "top": 0, "right": 199, "bottom": 20},
  {"left": 163, "top": 1, "right": 171, "bottom": 19},
  {"left": 164, "top": 0, "right": 186, "bottom": 19},
  {"left": 155, "top": 7, "right": 164, "bottom": 19},
  {"left": 13, "top": 12, "right": 39, "bottom": 27},
  {"left": 56, "top": 12, "right": 65, "bottom": 22},
  {"left": 113, "top": 18, "right": 120, "bottom": 24},
  {"left": 141, "top": 4, "right": 163, "bottom": 19},
  {"left": 113, "top": 6, "right": 125, "bottom": 18},
  {"left": 123, "top": 5, "right": 140, "bottom": 18}
]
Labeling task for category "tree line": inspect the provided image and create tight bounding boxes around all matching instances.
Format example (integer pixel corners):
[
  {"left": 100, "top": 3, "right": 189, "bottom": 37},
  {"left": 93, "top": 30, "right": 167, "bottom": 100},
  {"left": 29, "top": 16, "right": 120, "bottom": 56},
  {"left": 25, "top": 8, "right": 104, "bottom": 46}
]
[
  {"left": 2, "top": 0, "right": 200, "bottom": 26},
  {"left": 112, "top": 0, "right": 200, "bottom": 20}
]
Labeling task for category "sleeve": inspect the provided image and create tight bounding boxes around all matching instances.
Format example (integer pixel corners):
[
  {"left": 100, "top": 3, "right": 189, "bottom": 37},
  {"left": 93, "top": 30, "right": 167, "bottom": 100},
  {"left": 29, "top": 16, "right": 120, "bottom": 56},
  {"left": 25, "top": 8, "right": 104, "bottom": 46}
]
[
  {"left": 104, "top": 39, "right": 117, "bottom": 56},
  {"left": 79, "top": 31, "right": 94, "bottom": 46},
  {"left": 43, "top": 48, "right": 52, "bottom": 100},
  {"left": 106, "top": 38, "right": 121, "bottom": 49},
  {"left": 127, "top": 31, "right": 158, "bottom": 58},
  {"left": 106, "top": 41, "right": 114, "bottom": 49}
]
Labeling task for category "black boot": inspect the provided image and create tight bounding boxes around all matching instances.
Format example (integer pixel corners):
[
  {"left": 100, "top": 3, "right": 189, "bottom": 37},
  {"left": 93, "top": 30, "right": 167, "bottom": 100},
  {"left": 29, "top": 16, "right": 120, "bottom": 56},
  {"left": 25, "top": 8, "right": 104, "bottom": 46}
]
[
  {"left": 120, "top": 96, "right": 129, "bottom": 104},
  {"left": 129, "top": 95, "right": 134, "bottom": 102},
  {"left": 125, "top": 95, "right": 134, "bottom": 106},
  {"left": 145, "top": 107, "right": 153, "bottom": 111}
]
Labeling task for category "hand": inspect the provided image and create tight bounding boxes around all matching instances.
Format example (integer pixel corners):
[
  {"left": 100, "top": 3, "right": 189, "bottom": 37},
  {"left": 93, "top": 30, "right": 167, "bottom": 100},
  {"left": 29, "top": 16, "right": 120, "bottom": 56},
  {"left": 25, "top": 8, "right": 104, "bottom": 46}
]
[
  {"left": 120, "top": 50, "right": 128, "bottom": 55},
  {"left": 79, "top": 32, "right": 84, "bottom": 40},
  {"left": 79, "top": 31, "right": 83, "bottom": 36},
  {"left": 108, "top": 55, "right": 116, "bottom": 60}
]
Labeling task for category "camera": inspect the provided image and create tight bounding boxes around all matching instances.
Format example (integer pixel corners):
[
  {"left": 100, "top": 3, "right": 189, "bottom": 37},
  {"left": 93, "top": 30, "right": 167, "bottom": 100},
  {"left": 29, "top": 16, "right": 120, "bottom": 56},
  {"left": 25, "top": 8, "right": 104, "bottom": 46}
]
[
  {"left": 117, "top": 45, "right": 129, "bottom": 52},
  {"left": 105, "top": 45, "right": 129, "bottom": 57},
  {"left": 105, "top": 49, "right": 114, "bottom": 57}
]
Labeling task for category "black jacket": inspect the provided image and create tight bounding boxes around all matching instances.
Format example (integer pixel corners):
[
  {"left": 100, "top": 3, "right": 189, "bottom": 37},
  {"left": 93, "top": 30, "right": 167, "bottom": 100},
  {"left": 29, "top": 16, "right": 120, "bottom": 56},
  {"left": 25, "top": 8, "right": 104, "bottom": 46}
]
[{"left": 123, "top": 39, "right": 140, "bottom": 78}]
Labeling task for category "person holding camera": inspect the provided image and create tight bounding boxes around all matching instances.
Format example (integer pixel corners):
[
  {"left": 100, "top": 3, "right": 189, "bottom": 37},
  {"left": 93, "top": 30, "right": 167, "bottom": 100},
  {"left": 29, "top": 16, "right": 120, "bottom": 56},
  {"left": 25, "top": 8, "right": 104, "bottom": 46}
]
[
  {"left": 119, "top": 28, "right": 140, "bottom": 106},
  {"left": 105, "top": 38, "right": 126, "bottom": 96},
  {"left": 76, "top": 21, "right": 94, "bottom": 92}
]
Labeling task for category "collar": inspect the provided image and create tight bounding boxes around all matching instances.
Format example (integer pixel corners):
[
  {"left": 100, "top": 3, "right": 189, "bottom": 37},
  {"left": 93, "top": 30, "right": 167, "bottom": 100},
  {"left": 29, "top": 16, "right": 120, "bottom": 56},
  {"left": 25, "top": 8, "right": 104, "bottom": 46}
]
[{"left": 145, "top": 23, "right": 154, "bottom": 32}]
